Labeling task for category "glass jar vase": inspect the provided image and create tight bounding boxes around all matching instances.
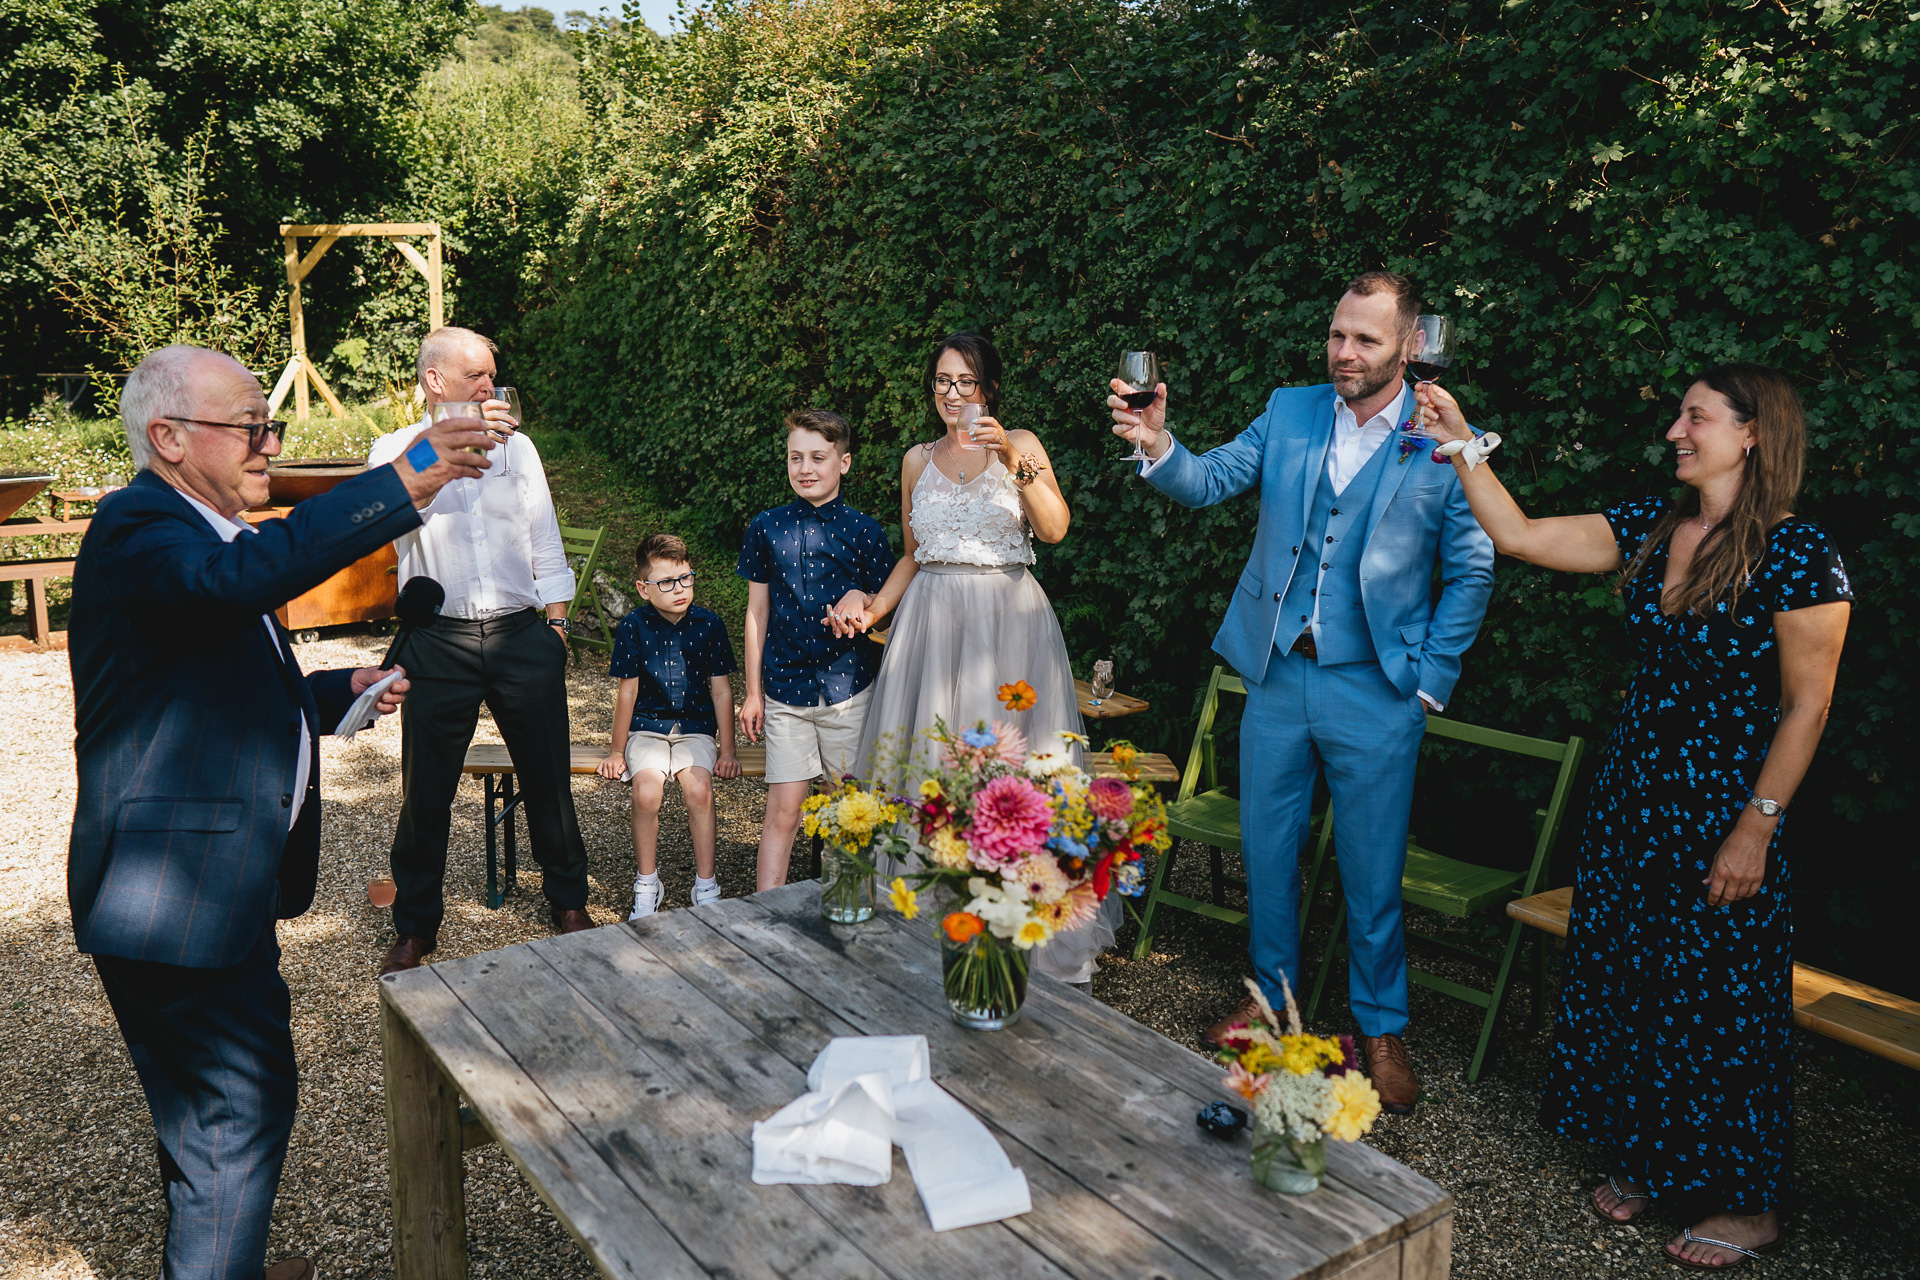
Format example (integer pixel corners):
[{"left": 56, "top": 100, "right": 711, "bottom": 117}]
[
  {"left": 1249, "top": 1120, "right": 1326, "bottom": 1194},
  {"left": 819, "top": 843, "right": 876, "bottom": 924},
  {"left": 941, "top": 929, "right": 1029, "bottom": 1030}
]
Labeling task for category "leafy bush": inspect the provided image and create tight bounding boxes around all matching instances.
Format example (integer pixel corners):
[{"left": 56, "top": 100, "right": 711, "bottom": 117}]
[{"left": 518, "top": 0, "right": 1919, "bottom": 984}]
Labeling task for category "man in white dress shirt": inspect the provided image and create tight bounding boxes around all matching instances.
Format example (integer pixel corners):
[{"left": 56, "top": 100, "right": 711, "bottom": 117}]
[{"left": 367, "top": 326, "right": 594, "bottom": 973}]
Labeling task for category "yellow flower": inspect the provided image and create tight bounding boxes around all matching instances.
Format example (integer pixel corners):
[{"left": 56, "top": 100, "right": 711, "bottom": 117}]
[
  {"left": 928, "top": 826, "right": 972, "bottom": 868},
  {"left": 1324, "top": 1070, "right": 1382, "bottom": 1142},
  {"left": 1238, "top": 1043, "right": 1283, "bottom": 1075},
  {"left": 918, "top": 779, "right": 943, "bottom": 799},
  {"left": 1276, "top": 1033, "right": 1343, "bottom": 1076},
  {"left": 888, "top": 877, "right": 919, "bottom": 920},
  {"left": 1013, "top": 917, "right": 1051, "bottom": 949}
]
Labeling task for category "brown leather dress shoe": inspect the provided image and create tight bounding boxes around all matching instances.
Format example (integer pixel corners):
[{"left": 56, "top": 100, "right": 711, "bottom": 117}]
[
  {"left": 1198, "top": 994, "right": 1263, "bottom": 1052},
  {"left": 379, "top": 935, "right": 433, "bottom": 977},
  {"left": 265, "top": 1258, "right": 317, "bottom": 1280},
  {"left": 553, "top": 907, "right": 595, "bottom": 934},
  {"left": 1360, "top": 1032, "right": 1420, "bottom": 1114}
]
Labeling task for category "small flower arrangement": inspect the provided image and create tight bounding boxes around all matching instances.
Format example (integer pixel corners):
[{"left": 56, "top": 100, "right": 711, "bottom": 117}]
[
  {"left": 1214, "top": 973, "right": 1381, "bottom": 1192},
  {"left": 802, "top": 780, "right": 903, "bottom": 923}
]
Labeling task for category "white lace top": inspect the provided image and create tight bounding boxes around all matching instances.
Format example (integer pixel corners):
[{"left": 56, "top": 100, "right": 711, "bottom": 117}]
[{"left": 909, "top": 451, "right": 1034, "bottom": 567}]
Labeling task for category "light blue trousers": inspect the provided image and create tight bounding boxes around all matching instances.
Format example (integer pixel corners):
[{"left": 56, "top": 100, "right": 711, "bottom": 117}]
[{"left": 1241, "top": 649, "right": 1425, "bottom": 1036}]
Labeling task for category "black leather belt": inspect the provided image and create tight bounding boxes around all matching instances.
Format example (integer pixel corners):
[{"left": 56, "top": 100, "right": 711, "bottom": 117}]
[{"left": 1290, "top": 631, "right": 1318, "bottom": 659}]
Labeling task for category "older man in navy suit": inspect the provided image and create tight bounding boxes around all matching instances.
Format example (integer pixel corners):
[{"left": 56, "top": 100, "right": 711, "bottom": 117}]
[
  {"left": 1110, "top": 273, "right": 1494, "bottom": 1112},
  {"left": 67, "top": 345, "right": 491, "bottom": 1279}
]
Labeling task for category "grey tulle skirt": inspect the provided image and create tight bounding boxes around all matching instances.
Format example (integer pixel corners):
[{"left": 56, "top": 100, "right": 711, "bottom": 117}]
[{"left": 854, "top": 562, "right": 1115, "bottom": 982}]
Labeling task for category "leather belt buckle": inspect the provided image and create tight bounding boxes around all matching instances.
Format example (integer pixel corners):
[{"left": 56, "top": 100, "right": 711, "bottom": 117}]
[{"left": 1291, "top": 631, "right": 1318, "bottom": 660}]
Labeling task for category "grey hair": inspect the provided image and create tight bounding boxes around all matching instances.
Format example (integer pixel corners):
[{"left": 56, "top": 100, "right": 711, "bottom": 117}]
[
  {"left": 416, "top": 326, "right": 497, "bottom": 389},
  {"left": 121, "top": 345, "right": 234, "bottom": 470}
]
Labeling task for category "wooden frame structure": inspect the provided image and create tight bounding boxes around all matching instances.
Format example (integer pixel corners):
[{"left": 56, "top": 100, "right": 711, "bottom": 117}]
[{"left": 273, "top": 223, "right": 444, "bottom": 419}]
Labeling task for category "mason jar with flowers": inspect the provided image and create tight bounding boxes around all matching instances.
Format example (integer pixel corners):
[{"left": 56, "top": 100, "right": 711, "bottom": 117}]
[{"left": 801, "top": 780, "right": 901, "bottom": 924}]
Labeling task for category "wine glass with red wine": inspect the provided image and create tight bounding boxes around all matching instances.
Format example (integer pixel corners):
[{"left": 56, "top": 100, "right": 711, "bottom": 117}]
[
  {"left": 1407, "top": 316, "right": 1454, "bottom": 384},
  {"left": 1116, "top": 350, "right": 1161, "bottom": 461}
]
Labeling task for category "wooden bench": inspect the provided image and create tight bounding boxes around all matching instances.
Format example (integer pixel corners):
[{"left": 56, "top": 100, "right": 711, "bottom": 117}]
[
  {"left": 461, "top": 742, "right": 1177, "bottom": 908},
  {"left": 0, "top": 556, "right": 77, "bottom": 648},
  {"left": 1507, "top": 886, "right": 1920, "bottom": 1070}
]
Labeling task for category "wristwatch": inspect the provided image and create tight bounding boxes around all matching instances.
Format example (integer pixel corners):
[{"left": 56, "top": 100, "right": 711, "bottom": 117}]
[
  {"left": 546, "top": 617, "right": 571, "bottom": 634},
  {"left": 1747, "top": 796, "right": 1785, "bottom": 818}
]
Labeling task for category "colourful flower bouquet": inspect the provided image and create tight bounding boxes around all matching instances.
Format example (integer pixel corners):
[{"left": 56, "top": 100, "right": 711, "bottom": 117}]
[
  {"left": 866, "top": 700, "right": 1171, "bottom": 1029},
  {"left": 1215, "top": 975, "right": 1381, "bottom": 1193},
  {"left": 802, "top": 780, "right": 903, "bottom": 924}
]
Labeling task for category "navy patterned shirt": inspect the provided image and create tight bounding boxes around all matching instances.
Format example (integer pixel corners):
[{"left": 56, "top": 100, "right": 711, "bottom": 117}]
[
  {"left": 736, "top": 495, "right": 894, "bottom": 706},
  {"left": 608, "top": 604, "right": 738, "bottom": 736}
]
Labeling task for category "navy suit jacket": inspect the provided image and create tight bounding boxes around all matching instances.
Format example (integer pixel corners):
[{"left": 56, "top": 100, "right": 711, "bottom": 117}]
[
  {"left": 67, "top": 468, "right": 420, "bottom": 968},
  {"left": 1145, "top": 382, "right": 1494, "bottom": 703}
]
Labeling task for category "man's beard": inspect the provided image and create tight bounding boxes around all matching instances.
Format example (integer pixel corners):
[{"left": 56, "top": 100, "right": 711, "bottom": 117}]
[{"left": 1328, "top": 357, "right": 1401, "bottom": 403}]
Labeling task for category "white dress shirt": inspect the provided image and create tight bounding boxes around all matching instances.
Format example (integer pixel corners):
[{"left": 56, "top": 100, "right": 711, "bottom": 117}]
[
  {"left": 366, "top": 418, "right": 575, "bottom": 619},
  {"left": 175, "top": 489, "right": 312, "bottom": 829}
]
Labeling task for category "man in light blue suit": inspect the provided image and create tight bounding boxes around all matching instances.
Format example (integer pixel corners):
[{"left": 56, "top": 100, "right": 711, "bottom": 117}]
[{"left": 1110, "top": 272, "right": 1493, "bottom": 1111}]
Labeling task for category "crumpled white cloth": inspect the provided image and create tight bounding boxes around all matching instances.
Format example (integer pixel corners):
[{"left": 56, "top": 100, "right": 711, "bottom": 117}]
[
  {"left": 751, "top": 1035, "right": 1033, "bottom": 1231},
  {"left": 1433, "top": 430, "right": 1502, "bottom": 470}
]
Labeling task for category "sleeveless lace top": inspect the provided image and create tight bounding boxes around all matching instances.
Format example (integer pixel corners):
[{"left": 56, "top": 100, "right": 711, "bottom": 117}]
[{"left": 909, "top": 450, "right": 1034, "bottom": 567}]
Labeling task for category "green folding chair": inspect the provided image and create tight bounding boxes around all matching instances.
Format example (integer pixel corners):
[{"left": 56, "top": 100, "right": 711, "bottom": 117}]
[
  {"left": 558, "top": 523, "right": 614, "bottom": 655},
  {"left": 1303, "top": 715, "right": 1586, "bottom": 1081},
  {"left": 1131, "top": 667, "right": 1252, "bottom": 957}
]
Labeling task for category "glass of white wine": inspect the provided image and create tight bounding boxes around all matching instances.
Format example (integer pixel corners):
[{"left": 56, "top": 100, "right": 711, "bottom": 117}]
[{"left": 491, "top": 387, "right": 523, "bottom": 476}]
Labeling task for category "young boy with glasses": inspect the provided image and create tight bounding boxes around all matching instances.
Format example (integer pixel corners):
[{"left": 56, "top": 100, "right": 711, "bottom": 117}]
[
  {"left": 595, "top": 533, "right": 740, "bottom": 918},
  {"left": 736, "top": 409, "right": 895, "bottom": 890}
]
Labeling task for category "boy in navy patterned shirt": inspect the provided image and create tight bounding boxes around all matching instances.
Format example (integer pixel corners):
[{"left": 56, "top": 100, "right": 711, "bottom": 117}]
[
  {"left": 737, "top": 410, "right": 894, "bottom": 890},
  {"left": 596, "top": 533, "right": 740, "bottom": 919}
]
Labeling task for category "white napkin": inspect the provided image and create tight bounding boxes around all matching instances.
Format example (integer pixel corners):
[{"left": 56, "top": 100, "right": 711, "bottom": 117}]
[
  {"left": 333, "top": 667, "right": 405, "bottom": 741},
  {"left": 752, "top": 1035, "right": 1032, "bottom": 1231}
]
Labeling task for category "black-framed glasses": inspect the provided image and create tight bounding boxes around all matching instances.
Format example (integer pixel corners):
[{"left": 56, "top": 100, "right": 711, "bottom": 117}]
[
  {"left": 931, "top": 375, "right": 981, "bottom": 395},
  {"left": 163, "top": 416, "right": 289, "bottom": 453},
  {"left": 642, "top": 572, "right": 696, "bottom": 591}
]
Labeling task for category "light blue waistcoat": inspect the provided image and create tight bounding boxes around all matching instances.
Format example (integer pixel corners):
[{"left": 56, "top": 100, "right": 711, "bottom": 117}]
[{"left": 1275, "top": 435, "right": 1391, "bottom": 666}]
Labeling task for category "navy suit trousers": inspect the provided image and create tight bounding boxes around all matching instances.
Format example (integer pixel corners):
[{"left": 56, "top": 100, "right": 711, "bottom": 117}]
[{"left": 95, "top": 923, "right": 294, "bottom": 1280}]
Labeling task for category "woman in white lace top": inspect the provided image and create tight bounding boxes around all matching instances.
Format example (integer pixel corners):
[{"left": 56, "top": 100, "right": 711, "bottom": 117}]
[{"left": 842, "top": 333, "right": 1107, "bottom": 981}]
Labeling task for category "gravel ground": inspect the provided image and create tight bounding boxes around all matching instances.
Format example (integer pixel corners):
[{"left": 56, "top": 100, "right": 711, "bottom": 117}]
[{"left": 2, "top": 633, "right": 1915, "bottom": 1278}]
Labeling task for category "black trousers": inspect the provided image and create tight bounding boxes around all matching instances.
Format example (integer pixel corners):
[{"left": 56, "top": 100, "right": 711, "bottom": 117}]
[
  {"left": 94, "top": 923, "right": 295, "bottom": 1280},
  {"left": 389, "top": 607, "right": 589, "bottom": 943}
]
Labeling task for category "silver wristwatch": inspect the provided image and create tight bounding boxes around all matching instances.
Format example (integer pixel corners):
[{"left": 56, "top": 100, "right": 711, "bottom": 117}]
[{"left": 1747, "top": 796, "right": 1785, "bottom": 818}]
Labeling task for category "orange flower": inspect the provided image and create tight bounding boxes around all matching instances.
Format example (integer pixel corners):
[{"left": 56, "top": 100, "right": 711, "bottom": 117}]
[
  {"left": 942, "top": 911, "right": 986, "bottom": 943},
  {"left": 1108, "top": 739, "right": 1140, "bottom": 779},
  {"left": 997, "top": 679, "right": 1038, "bottom": 712}
]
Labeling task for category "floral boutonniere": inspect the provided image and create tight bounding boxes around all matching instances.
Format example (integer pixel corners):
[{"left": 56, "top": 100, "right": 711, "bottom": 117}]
[{"left": 1395, "top": 408, "right": 1431, "bottom": 465}]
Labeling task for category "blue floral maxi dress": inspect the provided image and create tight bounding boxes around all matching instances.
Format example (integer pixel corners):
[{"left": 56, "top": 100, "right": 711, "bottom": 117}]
[{"left": 1541, "top": 499, "right": 1852, "bottom": 1214}]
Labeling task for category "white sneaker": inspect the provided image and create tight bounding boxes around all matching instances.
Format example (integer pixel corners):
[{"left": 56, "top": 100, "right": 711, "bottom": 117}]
[
  {"left": 629, "top": 878, "right": 663, "bottom": 921},
  {"left": 692, "top": 879, "right": 722, "bottom": 906}
]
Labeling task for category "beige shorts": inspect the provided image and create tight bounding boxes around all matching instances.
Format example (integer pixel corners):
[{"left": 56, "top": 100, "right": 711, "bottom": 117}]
[
  {"left": 764, "top": 687, "right": 872, "bottom": 785},
  {"left": 621, "top": 728, "right": 718, "bottom": 780}
]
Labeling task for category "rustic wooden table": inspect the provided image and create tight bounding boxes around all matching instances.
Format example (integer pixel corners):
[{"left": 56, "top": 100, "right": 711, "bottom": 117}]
[{"left": 380, "top": 881, "right": 1452, "bottom": 1279}]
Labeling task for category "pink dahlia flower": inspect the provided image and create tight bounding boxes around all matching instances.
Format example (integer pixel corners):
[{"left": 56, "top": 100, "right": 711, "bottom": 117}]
[
  {"left": 1087, "top": 777, "right": 1135, "bottom": 821},
  {"left": 965, "top": 775, "right": 1054, "bottom": 865}
]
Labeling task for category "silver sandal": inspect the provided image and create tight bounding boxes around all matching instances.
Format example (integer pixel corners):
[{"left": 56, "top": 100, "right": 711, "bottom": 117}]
[
  {"left": 1590, "top": 1173, "right": 1650, "bottom": 1224},
  {"left": 1665, "top": 1226, "right": 1784, "bottom": 1270}
]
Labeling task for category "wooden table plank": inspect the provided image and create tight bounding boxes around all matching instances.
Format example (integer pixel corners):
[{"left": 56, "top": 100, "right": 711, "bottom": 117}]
[
  {"left": 692, "top": 889, "right": 1443, "bottom": 1277},
  {"left": 1073, "top": 678, "right": 1150, "bottom": 721},
  {"left": 618, "top": 907, "right": 1200, "bottom": 1280},
  {"left": 516, "top": 923, "right": 1079, "bottom": 1278},
  {"left": 379, "top": 968, "right": 707, "bottom": 1280},
  {"left": 1793, "top": 964, "right": 1920, "bottom": 1071}
]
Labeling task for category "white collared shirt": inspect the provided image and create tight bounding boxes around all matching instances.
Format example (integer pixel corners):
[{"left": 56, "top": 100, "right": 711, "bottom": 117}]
[
  {"left": 366, "top": 417, "right": 574, "bottom": 620},
  {"left": 1327, "top": 383, "right": 1406, "bottom": 495},
  {"left": 173, "top": 488, "right": 312, "bottom": 830}
]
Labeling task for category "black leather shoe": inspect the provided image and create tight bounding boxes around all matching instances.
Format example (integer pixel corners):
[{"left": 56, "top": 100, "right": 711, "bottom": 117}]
[{"left": 380, "top": 934, "right": 433, "bottom": 977}]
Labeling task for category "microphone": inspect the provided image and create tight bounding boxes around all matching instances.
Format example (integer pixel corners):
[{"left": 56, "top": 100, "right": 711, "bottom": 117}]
[{"left": 381, "top": 576, "right": 445, "bottom": 671}]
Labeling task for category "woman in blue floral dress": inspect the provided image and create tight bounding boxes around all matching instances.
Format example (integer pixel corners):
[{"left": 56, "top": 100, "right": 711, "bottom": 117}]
[{"left": 1418, "top": 365, "right": 1852, "bottom": 1270}]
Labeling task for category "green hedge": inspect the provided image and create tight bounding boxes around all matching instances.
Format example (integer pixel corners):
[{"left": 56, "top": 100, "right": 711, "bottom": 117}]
[{"left": 518, "top": 0, "right": 1917, "bottom": 987}]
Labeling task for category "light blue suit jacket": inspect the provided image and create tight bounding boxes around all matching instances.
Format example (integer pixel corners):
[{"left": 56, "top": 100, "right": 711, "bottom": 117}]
[{"left": 1146, "top": 383, "right": 1494, "bottom": 704}]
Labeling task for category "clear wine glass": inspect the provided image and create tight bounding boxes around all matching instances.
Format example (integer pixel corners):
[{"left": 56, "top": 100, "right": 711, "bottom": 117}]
[
  {"left": 1407, "top": 316, "right": 1454, "bottom": 385},
  {"left": 1116, "top": 351, "right": 1160, "bottom": 462},
  {"left": 492, "top": 386, "right": 522, "bottom": 476},
  {"left": 430, "top": 400, "right": 489, "bottom": 455},
  {"left": 1089, "top": 659, "right": 1115, "bottom": 707}
]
